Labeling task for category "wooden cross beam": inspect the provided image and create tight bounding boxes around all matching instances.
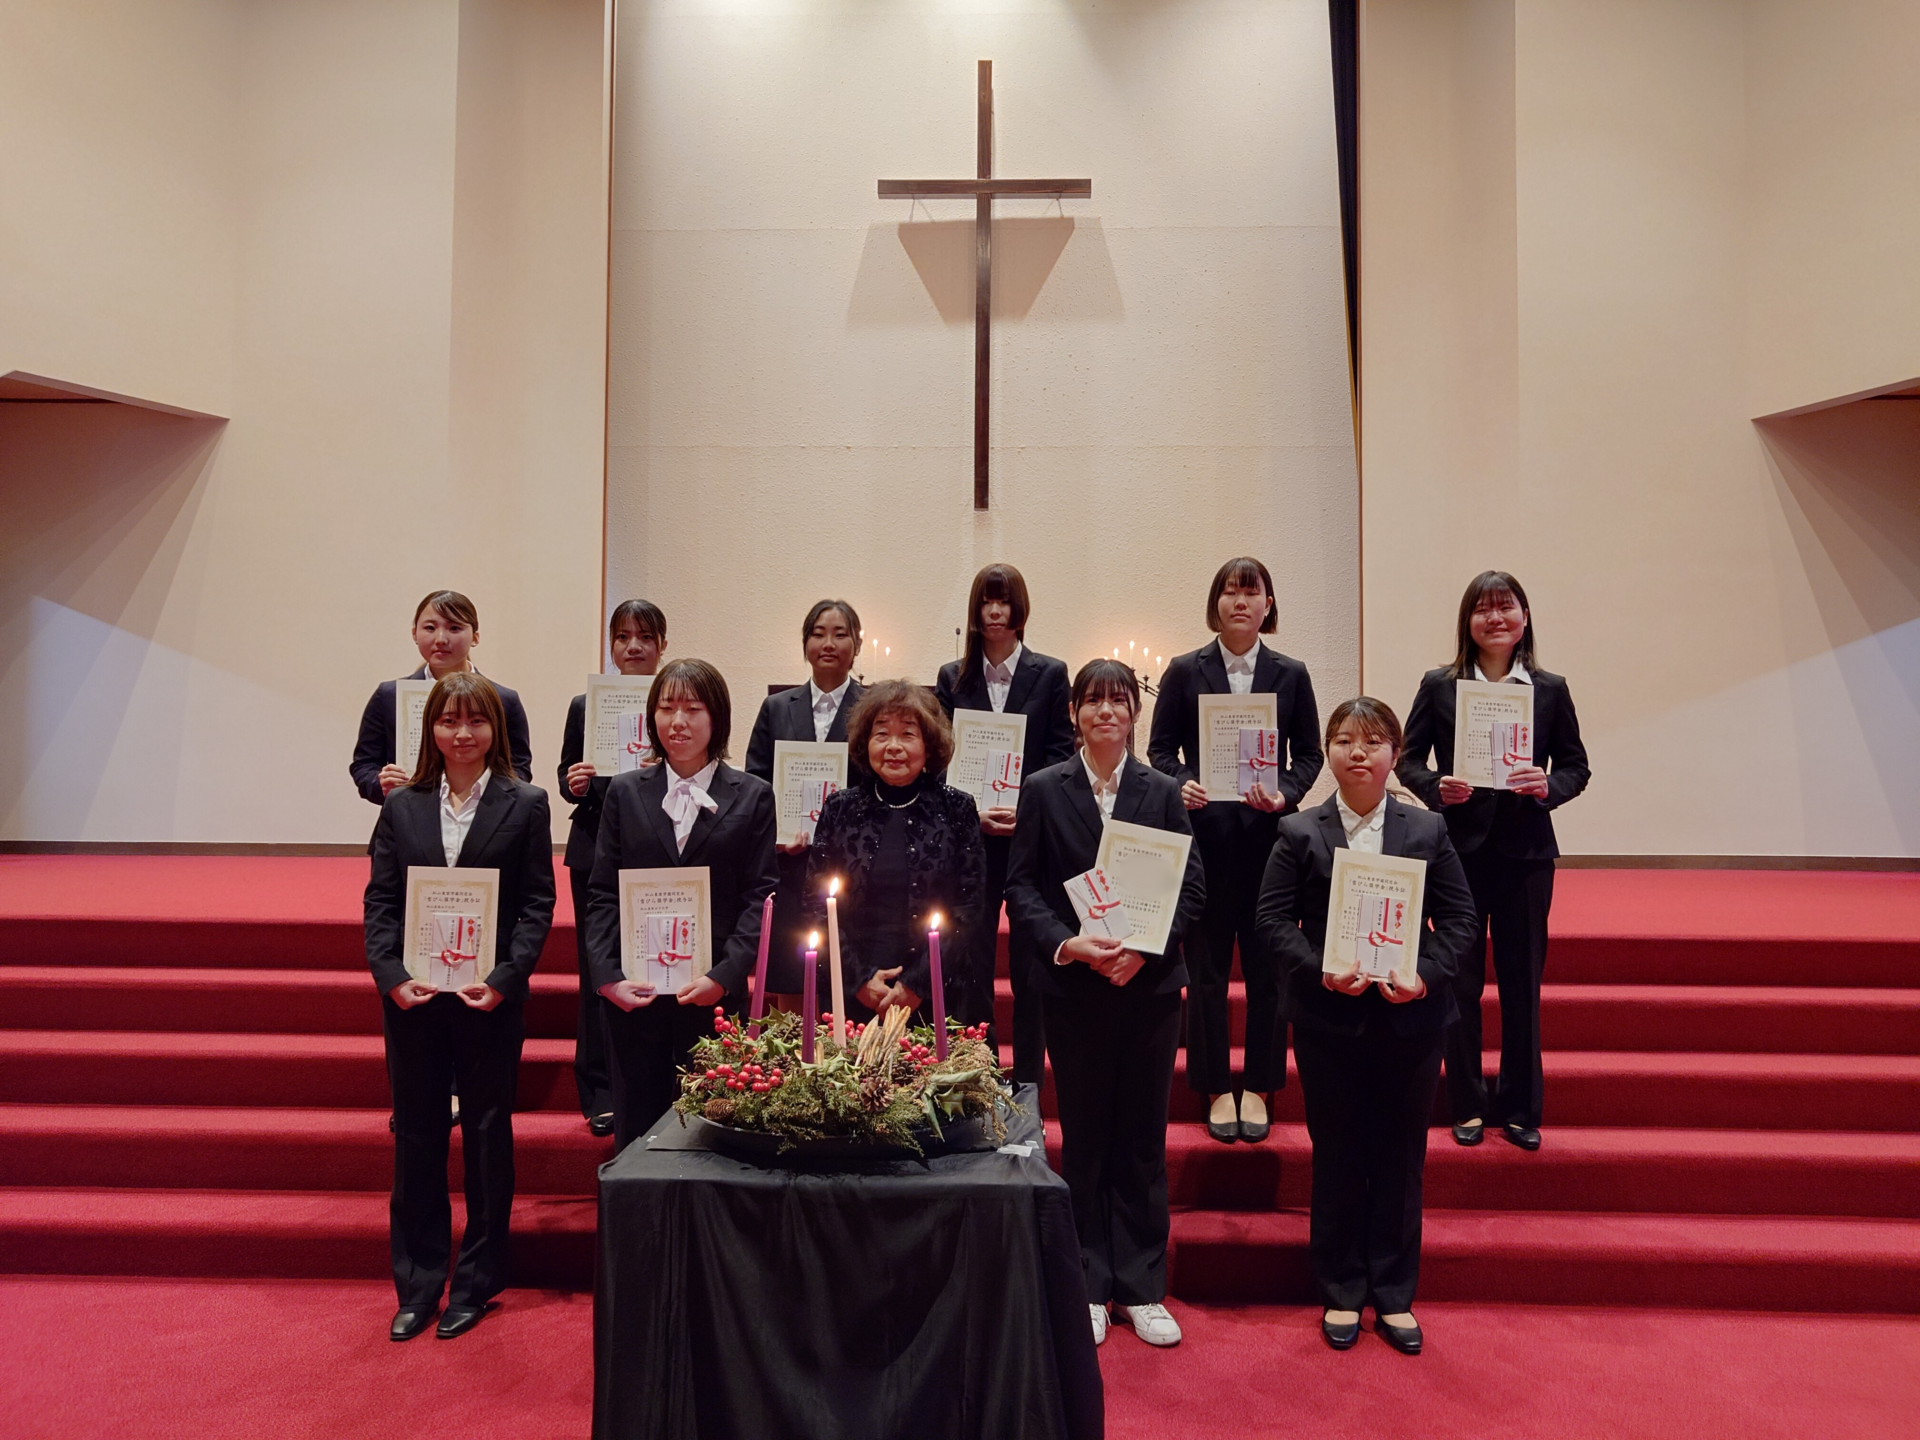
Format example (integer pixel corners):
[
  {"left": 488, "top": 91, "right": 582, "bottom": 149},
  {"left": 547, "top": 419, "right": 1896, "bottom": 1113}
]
[{"left": 880, "top": 61, "right": 1092, "bottom": 510}]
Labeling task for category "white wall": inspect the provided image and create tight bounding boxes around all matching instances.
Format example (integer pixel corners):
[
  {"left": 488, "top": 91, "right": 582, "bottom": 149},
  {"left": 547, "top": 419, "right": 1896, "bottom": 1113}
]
[
  {"left": 0, "top": 0, "right": 608, "bottom": 843},
  {"left": 606, "top": 0, "right": 1360, "bottom": 738},
  {"left": 1360, "top": 0, "right": 1920, "bottom": 856}
]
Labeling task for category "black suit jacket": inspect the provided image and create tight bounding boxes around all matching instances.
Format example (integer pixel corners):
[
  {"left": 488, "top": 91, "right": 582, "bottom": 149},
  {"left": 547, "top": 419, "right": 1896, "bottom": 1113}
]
[
  {"left": 362, "top": 775, "right": 556, "bottom": 1003},
  {"left": 351, "top": 667, "right": 534, "bottom": 806},
  {"left": 743, "top": 679, "right": 867, "bottom": 786},
  {"left": 1396, "top": 667, "right": 1591, "bottom": 860},
  {"left": 935, "top": 649, "right": 1076, "bottom": 783},
  {"left": 1147, "top": 640, "right": 1324, "bottom": 851},
  {"left": 1004, "top": 753, "right": 1207, "bottom": 999},
  {"left": 584, "top": 762, "right": 780, "bottom": 1000},
  {"left": 1255, "top": 796, "right": 1477, "bottom": 1038}
]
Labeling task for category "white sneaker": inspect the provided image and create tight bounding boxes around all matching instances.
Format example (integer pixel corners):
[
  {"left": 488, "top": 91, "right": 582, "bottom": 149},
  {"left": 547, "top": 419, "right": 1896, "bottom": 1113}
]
[
  {"left": 1115, "top": 1301, "right": 1182, "bottom": 1347},
  {"left": 1090, "top": 1303, "right": 1109, "bottom": 1346}
]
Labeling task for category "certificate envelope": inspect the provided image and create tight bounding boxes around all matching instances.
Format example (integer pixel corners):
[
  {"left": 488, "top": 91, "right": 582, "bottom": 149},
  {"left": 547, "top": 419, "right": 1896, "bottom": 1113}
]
[
  {"left": 1092, "top": 819, "right": 1194, "bottom": 956},
  {"left": 1197, "top": 693, "right": 1279, "bottom": 803},
  {"left": 1322, "top": 849, "right": 1426, "bottom": 990},
  {"left": 772, "top": 740, "right": 849, "bottom": 842},
  {"left": 587, "top": 674, "right": 656, "bottom": 772},
  {"left": 401, "top": 866, "right": 501, "bottom": 987},
  {"left": 617, "top": 866, "right": 713, "bottom": 985},
  {"left": 394, "top": 678, "right": 435, "bottom": 776},
  {"left": 1452, "top": 680, "right": 1535, "bottom": 789},
  {"left": 950, "top": 709, "right": 1028, "bottom": 807}
]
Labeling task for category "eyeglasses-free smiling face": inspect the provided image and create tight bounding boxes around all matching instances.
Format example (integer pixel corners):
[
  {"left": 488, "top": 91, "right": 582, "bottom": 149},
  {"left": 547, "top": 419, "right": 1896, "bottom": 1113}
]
[
  {"left": 652, "top": 686, "right": 714, "bottom": 775},
  {"left": 1075, "top": 689, "right": 1135, "bottom": 750},
  {"left": 866, "top": 709, "right": 927, "bottom": 787},
  {"left": 413, "top": 607, "right": 474, "bottom": 677},
  {"left": 433, "top": 703, "right": 493, "bottom": 770}
]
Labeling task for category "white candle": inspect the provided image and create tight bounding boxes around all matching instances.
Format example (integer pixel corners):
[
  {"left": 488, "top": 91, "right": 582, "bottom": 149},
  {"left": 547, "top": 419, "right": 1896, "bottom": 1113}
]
[{"left": 826, "top": 877, "right": 847, "bottom": 1049}]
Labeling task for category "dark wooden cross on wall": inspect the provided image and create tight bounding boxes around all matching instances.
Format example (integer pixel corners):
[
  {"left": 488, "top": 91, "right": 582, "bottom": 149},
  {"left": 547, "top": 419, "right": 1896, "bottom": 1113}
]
[{"left": 880, "top": 61, "right": 1092, "bottom": 510}]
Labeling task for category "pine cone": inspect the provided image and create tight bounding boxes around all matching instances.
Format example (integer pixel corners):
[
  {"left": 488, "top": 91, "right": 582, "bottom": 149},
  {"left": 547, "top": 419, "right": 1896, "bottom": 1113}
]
[
  {"left": 858, "top": 1068, "right": 892, "bottom": 1112},
  {"left": 704, "top": 1096, "right": 737, "bottom": 1125}
]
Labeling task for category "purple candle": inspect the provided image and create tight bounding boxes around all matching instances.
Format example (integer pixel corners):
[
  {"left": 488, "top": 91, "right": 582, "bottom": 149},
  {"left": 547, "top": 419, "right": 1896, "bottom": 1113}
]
[
  {"left": 928, "top": 913, "right": 948, "bottom": 1061},
  {"left": 747, "top": 892, "right": 774, "bottom": 1037},
  {"left": 801, "top": 932, "right": 819, "bottom": 1064}
]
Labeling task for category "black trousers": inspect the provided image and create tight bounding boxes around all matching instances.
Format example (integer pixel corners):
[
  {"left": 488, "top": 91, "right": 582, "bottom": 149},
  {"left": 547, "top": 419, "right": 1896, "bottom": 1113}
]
[
  {"left": 604, "top": 995, "right": 717, "bottom": 1150},
  {"left": 1292, "top": 1021, "right": 1442, "bottom": 1315},
  {"left": 568, "top": 867, "right": 613, "bottom": 1120},
  {"left": 383, "top": 991, "right": 524, "bottom": 1310},
  {"left": 976, "top": 834, "right": 1047, "bottom": 1087},
  {"left": 1444, "top": 851, "right": 1555, "bottom": 1128},
  {"left": 1185, "top": 841, "right": 1286, "bottom": 1094},
  {"left": 1043, "top": 982, "right": 1182, "bottom": 1306}
]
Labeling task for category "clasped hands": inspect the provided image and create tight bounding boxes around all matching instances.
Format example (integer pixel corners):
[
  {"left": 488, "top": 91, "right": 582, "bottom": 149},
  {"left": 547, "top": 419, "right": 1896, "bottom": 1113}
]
[
  {"left": 857, "top": 967, "right": 923, "bottom": 1013},
  {"left": 598, "top": 974, "right": 726, "bottom": 1011},
  {"left": 1322, "top": 964, "right": 1426, "bottom": 1004},
  {"left": 1059, "top": 935, "right": 1146, "bottom": 987},
  {"left": 1438, "top": 766, "right": 1548, "bottom": 804},
  {"left": 1180, "top": 780, "right": 1284, "bottom": 813},
  {"left": 387, "top": 979, "right": 504, "bottom": 1011}
]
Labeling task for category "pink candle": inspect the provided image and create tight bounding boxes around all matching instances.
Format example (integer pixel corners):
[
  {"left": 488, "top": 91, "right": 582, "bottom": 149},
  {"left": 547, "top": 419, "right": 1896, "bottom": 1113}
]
[
  {"left": 928, "top": 913, "right": 948, "bottom": 1061},
  {"left": 801, "top": 932, "right": 819, "bottom": 1064},
  {"left": 747, "top": 892, "right": 774, "bottom": 1037}
]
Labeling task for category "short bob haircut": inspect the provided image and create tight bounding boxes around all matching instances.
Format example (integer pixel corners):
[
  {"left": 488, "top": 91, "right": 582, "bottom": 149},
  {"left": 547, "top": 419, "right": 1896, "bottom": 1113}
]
[
  {"left": 646, "top": 658, "right": 732, "bottom": 764},
  {"left": 1204, "top": 557, "right": 1277, "bottom": 634},
  {"left": 801, "top": 598, "right": 863, "bottom": 649},
  {"left": 1069, "top": 658, "right": 1142, "bottom": 753},
  {"left": 410, "top": 672, "right": 515, "bottom": 787},
  {"left": 609, "top": 598, "right": 667, "bottom": 646},
  {"left": 843, "top": 680, "right": 954, "bottom": 780},
  {"left": 1324, "top": 696, "right": 1405, "bottom": 756},
  {"left": 413, "top": 589, "right": 479, "bottom": 634},
  {"left": 955, "top": 564, "right": 1031, "bottom": 691},
  {"left": 1447, "top": 571, "right": 1536, "bottom": 679}
]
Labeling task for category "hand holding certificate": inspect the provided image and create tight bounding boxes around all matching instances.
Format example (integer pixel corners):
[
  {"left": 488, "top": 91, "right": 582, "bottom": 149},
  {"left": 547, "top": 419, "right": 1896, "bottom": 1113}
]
[
  {"left": 588, "top": 674, "right": 656, "bottom": 772},
  {"left": 402, "top": 866, "right": 501, "bottom": 992},
  {"left": 1196, "top": 694, "right": 1279, "bottom": 805},
  {"left": 771, "top": 740, "right": 849, "bottom": 845},
  {"left": 1322, "top": 849, "right": 1427, "bottom": 993},
  {"left": 1092, "top": 819, "right": 1195, "bottom": 956},
  {"left": 1452, "top": 680, "right": 1535, "bottom": 790}
]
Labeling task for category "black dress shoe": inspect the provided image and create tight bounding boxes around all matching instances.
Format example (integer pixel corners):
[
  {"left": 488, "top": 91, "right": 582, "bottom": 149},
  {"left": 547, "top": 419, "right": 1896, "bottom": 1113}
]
[
  {"left": 436, "top": 1302, "right": 494, "bottom": 1339},
  {"left": 1376, "top": 1315, "right": 1423, "bottom": 1355},
  {"left": 1238, "top": 1116, "right": 1270, "bottom": 1144},
  {"left": 390, "top": 1305, "right": 437, "bottom": 1342},
  {"left": 1501, "top": 1123, "right": 1542, "bottom": 1151},
  {"left": 1206, "top": 1117, "right": 1239, "bottom": 1144},
  {"left": 588, "top": 1112, "right": 615, "bottom": 1138},
  {"left": 1451, "top": 1121, "right": 1485, "bottom": 1147},
  {"left": 1321, "top": 1311, "right": 1360, "bottom": 1350}
]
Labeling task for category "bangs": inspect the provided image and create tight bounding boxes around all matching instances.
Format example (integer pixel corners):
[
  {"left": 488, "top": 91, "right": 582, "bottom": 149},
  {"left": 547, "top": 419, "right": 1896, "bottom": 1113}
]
[
  {"left": 1467, "top": 578, "right": 1519, "bottom": 611},
  {"left": 1219, "top": 557, "right": 1270, "bottom": 594},
  {"left": 1079, "top": 674, "right": 1136, "bottom": 711},
  {"left": 437, "top": 695, "right": 490, "bottom": 722},
  {"left": 653, "top": 676, "right": 702, "bottom": 707}
]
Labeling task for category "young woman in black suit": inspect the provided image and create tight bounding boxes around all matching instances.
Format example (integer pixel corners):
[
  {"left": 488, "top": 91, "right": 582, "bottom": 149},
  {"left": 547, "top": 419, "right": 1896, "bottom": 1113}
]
[
  {"left": 744, "top": 599, "right": 866, "bottom": 999},
  {"left": 350, "top": 589, "right": 533, "bottom": 805},
  {"left": 1396, "top": 571, "right": 1591, "bottom": 1151},
  {"left": 934, "top": 564, "right": 1075, "bottom": 1085},
  {"left": 362, "top": 672, "right": 556, "bottom": 1344},
  {"left": 1255, "top": 697, "right": 1477, "bottom": 1355},
  {"left": 1005, "top": 659, "right": 1206, "bottom": 1351},
  {"left": 585, "top": 659, "right": 779, "bottom": 1149},
  {"left": 1147, "top": 557, "right": 1323, "bottom": 1145},
  {"left": 556, "top": 600, "right": 667, "bottom": 1137}
]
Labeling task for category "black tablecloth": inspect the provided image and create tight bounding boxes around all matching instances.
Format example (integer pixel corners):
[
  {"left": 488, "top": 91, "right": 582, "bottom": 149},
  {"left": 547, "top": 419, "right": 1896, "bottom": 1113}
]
[{"left": 593, "top": 1085, "right": 1103, "bottom": 1440}]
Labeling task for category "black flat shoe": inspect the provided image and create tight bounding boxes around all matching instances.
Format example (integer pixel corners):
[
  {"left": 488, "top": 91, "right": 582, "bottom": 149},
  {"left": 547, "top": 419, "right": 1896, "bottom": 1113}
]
[
  {"left": 1321, "top": 1311, "right": 1360, "bottom": 1350},
  {"left": 1501, "top": 1123, "right": 1541, "bottom": 1151},
  {"left": 1238, "top": 1117, "right": 1270, "bottom": 1143},
  {"left": 390, "top": 1305, "right": 437, "bottom": 1342},
  {"left": 436, "top": 1302, "right": 494, "bottom": 1340},
  {"left": 1451, "top": 1121, "right": 1485, "bottom": 1146},
  {"left": 1206, "top": 1118, "right": 1239, "bottom": 1144},
  {"left": 1376, "top": 1315, "right": 1423, "bottom": 1355},
  {"left": 588, "top": 1112, "right": 615, "bottom": 1138}
]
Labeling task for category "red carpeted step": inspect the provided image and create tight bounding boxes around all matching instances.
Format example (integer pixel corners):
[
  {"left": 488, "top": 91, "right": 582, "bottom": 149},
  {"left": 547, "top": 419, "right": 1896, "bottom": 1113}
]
[
  {"left": 1064, "top": 1123, "right": 1920, "bottom": 1218},
  {"left": 1166, "top": 1208, "right": 1920, "bottom": 1311},
  {"left": 0, "top": 1186, "right": 596, "bottom": 1285},
  {"left": 0, "top": 1032, "right": 580, "bottom": 1110},
  {"left": 0, "top": 966, "right": 584, "bottom": 1038},
  {"left": 1006, "top": 1045, "right": 1920, "bottom": 1129},
  {"left": 0, "top": 1106, "right": 612, "bottom": 1193},
  {"left": 991, "top": 980, "right": 1920, "bottom": 1054}
]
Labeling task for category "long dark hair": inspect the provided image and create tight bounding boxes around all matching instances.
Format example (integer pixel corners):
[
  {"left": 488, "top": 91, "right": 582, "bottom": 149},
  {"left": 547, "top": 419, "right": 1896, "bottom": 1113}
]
[
  {"left": 956, "top": 563, "right": 1031, "bottom": 692},
  {"left": 409, "top": 672, "right": 515, "bottom": 787},
  {"left": 1446, "top": 571, "right": 1536, "bottom": 679}
]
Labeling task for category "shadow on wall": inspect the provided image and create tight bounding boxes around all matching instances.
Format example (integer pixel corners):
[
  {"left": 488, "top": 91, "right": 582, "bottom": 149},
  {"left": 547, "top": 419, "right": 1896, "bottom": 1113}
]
[
  {"left": 0, "top": 397, "right": 226, "bottom": 830},
  {"left": 847, "top": 216, "right": 1125, "bottom": 326}
]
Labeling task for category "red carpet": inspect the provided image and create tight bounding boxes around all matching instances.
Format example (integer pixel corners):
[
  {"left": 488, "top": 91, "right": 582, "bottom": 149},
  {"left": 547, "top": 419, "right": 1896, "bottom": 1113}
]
[{"left": 2, "top": 1279, "right": 1914, "bottom": 1440}]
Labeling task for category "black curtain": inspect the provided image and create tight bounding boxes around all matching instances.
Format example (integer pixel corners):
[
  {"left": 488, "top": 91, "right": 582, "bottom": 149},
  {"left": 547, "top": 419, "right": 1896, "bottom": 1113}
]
[{"left": 1328, "top": 0, "right": 1359, "bottom": 392}]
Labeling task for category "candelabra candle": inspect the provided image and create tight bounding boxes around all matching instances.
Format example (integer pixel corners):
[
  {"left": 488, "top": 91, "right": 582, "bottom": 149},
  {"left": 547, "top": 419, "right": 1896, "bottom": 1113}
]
[
  {"left": 927, "top": 914, "right": 948, "bottom": 1060},
  {"left": 747, "top": 892, "right": 774, "bottom": 1037},
  {"left": 801, "top": 933, "right": 820, "bottom": 1063}
]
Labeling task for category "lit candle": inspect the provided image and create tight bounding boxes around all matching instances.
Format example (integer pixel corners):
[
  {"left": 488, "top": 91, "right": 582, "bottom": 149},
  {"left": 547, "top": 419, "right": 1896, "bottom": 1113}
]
[
  {"left": 927, "top": 913, "right": 948, "bottom": 1061},
  {"left": 825, "top": 878, "right": 847, "bottom": 1049},
  {"left": 747, "top": 892, "right": 775, "bottom": 1037},
  {"left": 801, "top": 932, "right": 819, "bottom": 1063}
]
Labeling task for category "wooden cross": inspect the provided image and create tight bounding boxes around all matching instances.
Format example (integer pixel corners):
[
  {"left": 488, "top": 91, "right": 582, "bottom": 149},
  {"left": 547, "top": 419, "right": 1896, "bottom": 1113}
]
[{"left": 880, "top": 61, "right": 1092, "bottom": 510}]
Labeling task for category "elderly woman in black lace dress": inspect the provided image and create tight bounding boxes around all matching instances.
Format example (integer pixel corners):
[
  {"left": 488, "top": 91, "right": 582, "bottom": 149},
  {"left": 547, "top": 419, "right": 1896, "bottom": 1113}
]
[{"left": 804, "top": 680, "right": 986, "bottom": 1022}]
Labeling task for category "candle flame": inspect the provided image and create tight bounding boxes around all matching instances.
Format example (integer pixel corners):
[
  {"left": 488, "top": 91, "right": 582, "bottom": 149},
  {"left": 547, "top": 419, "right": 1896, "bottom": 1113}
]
[
  {"left": 829, "top": 877, "right": 840, "bottom": 897},
  {"left": 807, "top": 931, "right": 820, "bottom": 949},
  {"left": 928, "top": 912, "right": 943, "bottom": 932}
]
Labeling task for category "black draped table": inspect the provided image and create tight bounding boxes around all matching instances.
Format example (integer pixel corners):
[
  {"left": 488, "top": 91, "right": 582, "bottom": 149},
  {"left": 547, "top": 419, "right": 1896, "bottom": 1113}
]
[{"left": 592, "top": 1084, "right": 1103, "bottom": 1440}]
